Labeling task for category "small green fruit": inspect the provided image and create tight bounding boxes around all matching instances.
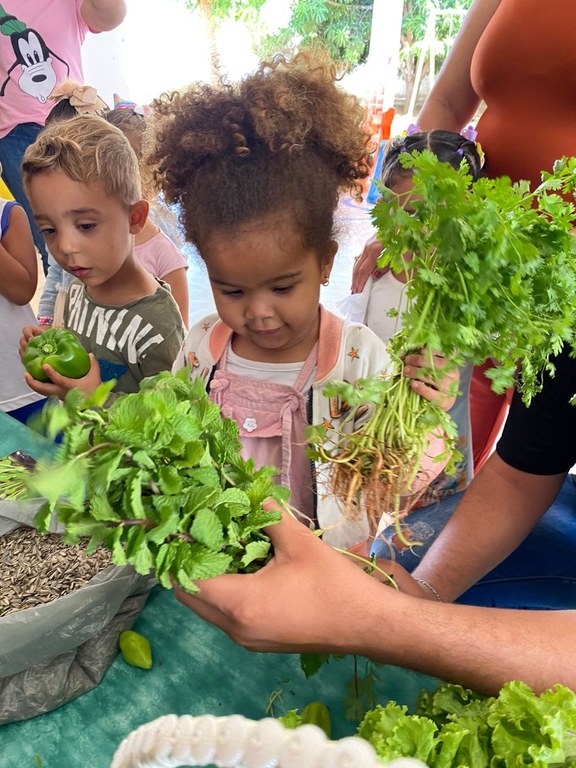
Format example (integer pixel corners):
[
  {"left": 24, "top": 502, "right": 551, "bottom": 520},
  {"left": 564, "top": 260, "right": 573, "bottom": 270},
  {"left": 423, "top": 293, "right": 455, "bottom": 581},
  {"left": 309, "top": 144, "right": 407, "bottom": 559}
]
[{"left": 119, "top": 630, "right": 153, "bottom": 670}]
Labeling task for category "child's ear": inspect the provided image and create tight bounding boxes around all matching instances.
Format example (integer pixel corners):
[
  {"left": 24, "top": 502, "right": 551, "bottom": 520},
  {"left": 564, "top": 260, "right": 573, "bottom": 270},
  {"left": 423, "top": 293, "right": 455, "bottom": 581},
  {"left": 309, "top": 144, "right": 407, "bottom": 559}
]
[
  {"left": 322, "top": 240, "right": 338, "bottom": 279},
  {"left": 129, "top": 199, "right": 149, "bottom": 234}
]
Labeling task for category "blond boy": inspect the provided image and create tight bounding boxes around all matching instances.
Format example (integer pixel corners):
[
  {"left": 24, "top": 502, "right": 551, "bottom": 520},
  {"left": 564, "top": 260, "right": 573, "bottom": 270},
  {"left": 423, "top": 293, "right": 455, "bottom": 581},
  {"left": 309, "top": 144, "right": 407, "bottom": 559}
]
[{"left": 20, "top": 114, "right": 184, "bottom": 397}]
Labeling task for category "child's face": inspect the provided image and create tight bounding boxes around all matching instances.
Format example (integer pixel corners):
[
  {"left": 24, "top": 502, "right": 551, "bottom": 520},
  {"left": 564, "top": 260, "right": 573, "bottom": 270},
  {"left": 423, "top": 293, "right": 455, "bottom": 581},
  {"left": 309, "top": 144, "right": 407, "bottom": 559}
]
[
  {"left": 203, "top": 215, "right": 336, "bottom": 363},
  {"left": 28, "top": 169, "right": 147, "bottom": 293},
  {"left": 390, "top": 173, "right": 420, "bottom": 271},
  {"left": 390, "top": 173, "right": 418, "bottom": 213}
]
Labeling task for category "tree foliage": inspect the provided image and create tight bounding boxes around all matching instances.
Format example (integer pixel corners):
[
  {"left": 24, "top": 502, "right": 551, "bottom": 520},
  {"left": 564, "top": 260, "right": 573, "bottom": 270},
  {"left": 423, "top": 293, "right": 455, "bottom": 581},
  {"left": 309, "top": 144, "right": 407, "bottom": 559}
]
[
  {"left": 180, "top": 0, "right": 473, "bottom": 92},
  {"left": 257, "top": 0, "right": 374, "bottom": 69}
]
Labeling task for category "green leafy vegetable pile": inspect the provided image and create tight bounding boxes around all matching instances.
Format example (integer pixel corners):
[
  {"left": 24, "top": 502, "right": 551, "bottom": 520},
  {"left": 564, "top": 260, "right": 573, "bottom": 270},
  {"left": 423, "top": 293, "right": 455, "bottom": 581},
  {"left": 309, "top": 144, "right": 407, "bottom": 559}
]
[
  {"left": 310, "top": 155, "right": 576, "bottom": 530},
  {"left": 374, "top": 154, "right": 576, "bottom": 401},
  {"left": 28, "top": 369, "right": 288, "bottom": 593},
  {"left": 358, "top": 680, "right": 576, "bottom": 767}
]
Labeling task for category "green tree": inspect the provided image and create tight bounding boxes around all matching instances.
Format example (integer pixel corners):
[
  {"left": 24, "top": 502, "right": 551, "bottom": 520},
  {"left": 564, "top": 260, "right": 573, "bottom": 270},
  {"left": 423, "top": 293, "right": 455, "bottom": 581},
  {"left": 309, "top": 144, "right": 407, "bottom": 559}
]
[
  {"left": 256, "top": 0, "right": 374, "bottom": 69},
  {"left": 400, "top": 0, "right": 472, "bottom": 113},
  {"left": 181, "top": 0, "right": 472, "bottom": 96},
  {"left": 181, "top": 0, "right": 267, "bottom": 81}
]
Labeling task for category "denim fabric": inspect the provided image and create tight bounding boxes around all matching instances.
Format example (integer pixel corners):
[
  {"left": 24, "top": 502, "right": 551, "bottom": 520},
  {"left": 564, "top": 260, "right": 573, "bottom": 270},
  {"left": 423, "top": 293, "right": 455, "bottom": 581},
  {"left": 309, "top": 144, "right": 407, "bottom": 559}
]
[
  {"left": 0, "top": 122, "right": 49, "bottom": 273},
  {"left": 371, "top": 475, "right": 576, "bottom": 610}
]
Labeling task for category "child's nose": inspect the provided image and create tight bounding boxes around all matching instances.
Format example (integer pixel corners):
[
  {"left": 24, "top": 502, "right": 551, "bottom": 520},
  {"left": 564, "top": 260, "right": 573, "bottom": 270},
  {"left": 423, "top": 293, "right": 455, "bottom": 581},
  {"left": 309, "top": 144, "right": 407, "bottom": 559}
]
[
  {"left": 245, "top": 296, "right": 273, "bottom": 321},
  {"left": 56, "top": 232, "right": 79, "bottom": 259}
]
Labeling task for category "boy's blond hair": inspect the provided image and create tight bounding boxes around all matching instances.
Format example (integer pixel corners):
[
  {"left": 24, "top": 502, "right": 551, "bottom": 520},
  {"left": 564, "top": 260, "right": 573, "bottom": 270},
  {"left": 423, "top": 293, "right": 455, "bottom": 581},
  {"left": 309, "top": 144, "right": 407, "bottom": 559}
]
[{"left": 22, "top": 114, "right": 142, "bottom": 208}]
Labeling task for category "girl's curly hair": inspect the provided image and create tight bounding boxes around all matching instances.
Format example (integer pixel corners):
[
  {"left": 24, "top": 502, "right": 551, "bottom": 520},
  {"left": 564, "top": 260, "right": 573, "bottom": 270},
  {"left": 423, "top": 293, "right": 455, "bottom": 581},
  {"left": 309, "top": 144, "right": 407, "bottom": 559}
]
[{"left": 147, "top": 51, "right": 374, "bottom": 256}]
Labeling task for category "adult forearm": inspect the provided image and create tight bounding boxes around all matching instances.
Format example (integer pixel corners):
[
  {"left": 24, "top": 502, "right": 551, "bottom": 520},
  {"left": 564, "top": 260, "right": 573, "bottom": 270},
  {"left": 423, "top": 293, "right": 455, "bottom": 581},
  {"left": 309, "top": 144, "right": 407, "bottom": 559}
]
[
  {"left": 411, "top": 454, "right": 566, "bottom": 601},
  {"left": 417, "top": 0, "right": 502, "bottom": 131},
  {"left": 81, "top": 0, "right": 126, "bottom": 31},
  {"left": 360, "top": 591, "right": 576, "bottom": 695}
]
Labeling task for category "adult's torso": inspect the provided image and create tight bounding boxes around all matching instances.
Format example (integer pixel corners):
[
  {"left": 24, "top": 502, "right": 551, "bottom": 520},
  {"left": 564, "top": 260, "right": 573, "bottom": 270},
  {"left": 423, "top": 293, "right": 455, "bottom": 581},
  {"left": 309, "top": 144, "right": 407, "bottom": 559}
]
[
  {"left": 471, "top": 0, "right": 576, "bottom": 188},
  {"left": 0, "top": 0, "right": 87, "bottom": 137}
]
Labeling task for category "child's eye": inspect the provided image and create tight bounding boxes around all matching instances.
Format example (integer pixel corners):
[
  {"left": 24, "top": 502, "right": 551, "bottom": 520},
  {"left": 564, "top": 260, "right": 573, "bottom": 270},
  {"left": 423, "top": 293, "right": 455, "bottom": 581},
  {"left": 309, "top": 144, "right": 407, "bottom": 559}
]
[
  {"left": 40, "top": 227, "right": 55, "bottom": 237},
  {"left": 221, "top": 289, "right": 243, "bottom": 297},
  {"left": 273, "top": 285, "right": 293, "bottom": 294},
  {"left": 78, "top": 223, "right": 97, "bottom": 232}
]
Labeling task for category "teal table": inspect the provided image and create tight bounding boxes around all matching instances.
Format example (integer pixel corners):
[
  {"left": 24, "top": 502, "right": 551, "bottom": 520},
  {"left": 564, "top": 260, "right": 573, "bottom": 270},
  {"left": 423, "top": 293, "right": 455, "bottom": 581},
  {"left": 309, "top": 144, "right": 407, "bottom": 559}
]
[
  {"left": 0, "top": 585, "right": 438, "bottom": 768},
  {"left": 0, "top": 411, "right": 439, "bottom": 767},
  {"left": 0, "top": 410, "right": 54, "bottom": 462}
]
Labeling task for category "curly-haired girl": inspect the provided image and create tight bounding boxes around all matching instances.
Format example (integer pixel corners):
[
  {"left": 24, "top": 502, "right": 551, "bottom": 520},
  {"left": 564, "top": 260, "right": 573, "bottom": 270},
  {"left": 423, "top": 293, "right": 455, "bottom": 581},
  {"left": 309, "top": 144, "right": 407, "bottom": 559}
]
[{"left": 149, "top": 53, "right": 455, "bottom": 548}]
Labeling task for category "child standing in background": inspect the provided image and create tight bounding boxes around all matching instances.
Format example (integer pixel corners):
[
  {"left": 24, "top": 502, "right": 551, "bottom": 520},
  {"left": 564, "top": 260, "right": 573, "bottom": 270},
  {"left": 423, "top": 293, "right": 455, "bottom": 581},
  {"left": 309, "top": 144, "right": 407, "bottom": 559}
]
[
  {"left": 148, "top": 53, "right": 456, "bottom": 547},
  {"left": 20, "top": 115, "right": 184, "bottom": 399},
  {"left": 0, "top": 190, "right": 45, "bottom": 422},
  {"left": 36, "top": 87, "right": 190, "bottom": 328}
]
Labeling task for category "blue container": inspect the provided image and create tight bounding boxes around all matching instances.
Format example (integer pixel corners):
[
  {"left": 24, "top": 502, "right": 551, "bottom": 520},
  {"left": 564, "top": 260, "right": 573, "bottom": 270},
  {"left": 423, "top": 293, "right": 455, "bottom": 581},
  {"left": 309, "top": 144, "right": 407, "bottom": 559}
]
[{"left": 366, "top": 140, "right": 388, "bottom": 204}]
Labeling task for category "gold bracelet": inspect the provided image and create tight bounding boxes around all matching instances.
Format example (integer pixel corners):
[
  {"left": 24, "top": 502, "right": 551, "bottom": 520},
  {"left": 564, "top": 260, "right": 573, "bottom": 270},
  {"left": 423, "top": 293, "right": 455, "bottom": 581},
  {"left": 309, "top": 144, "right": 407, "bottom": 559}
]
[{"left": 414, "top": 577, "right": 443, "bottom": 602}]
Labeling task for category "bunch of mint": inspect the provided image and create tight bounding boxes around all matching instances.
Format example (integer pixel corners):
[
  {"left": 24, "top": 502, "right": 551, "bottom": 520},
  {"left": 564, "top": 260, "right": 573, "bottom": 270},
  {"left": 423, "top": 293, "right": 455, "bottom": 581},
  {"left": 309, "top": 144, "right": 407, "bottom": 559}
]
[{"left": 29, "top": 370, "right": 288, "bottom": 593}]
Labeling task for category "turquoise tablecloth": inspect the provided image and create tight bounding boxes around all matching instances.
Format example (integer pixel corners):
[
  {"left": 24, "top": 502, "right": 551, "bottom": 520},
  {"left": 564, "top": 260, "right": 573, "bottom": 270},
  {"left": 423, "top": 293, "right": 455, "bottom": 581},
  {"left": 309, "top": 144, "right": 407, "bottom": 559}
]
[
  {"left": 0, "top": 409, "right": 54, "bottom": 462},
  {"left": 0, "top": 585, "right": 439, "bottom": 767}
]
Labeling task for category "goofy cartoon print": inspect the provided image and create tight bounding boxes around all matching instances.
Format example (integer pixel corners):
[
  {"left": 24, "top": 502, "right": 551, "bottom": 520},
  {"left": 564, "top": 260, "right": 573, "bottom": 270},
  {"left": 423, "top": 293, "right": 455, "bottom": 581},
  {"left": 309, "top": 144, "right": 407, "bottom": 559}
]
[{"left": 0, "top": 6, "right": 69, "bottom": 103}]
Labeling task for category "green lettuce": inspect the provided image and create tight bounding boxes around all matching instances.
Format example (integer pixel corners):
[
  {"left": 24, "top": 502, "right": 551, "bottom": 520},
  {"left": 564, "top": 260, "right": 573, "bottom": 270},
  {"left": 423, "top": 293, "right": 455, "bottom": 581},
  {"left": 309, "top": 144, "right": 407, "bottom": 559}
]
[{"left": 358, "top": 681, "right": 576, "bottom": 767}]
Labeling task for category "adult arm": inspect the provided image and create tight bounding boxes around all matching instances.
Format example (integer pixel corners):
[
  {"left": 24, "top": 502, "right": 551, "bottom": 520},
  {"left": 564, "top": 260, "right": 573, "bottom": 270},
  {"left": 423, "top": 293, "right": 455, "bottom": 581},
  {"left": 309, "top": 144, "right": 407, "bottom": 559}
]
[
  {"left": 80, "top": 0, "right": 127, "bottom": 32},
  {"left": 417, "top": 0, "right": 502, "bottom": 130},
  {"left": 176, "top": 507, "right": 576, "bottom": 695},
  {"left": 0, "top": 205, "right": 37, "bottom": 305},
  {"left": 162, "top": 268, "right": 189, "bottom": 329},
  {"left": 37, "top": 255, "right": 65, "bottom": 323}
]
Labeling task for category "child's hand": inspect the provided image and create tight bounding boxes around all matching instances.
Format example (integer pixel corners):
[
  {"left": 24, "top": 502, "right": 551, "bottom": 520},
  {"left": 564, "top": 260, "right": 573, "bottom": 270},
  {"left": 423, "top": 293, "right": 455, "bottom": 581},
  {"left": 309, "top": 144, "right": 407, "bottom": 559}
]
[
  {"left": 24, "top": 354, "right": 102, "bottom": 400},
  {"left": 347, "top": 539, "right": 369, "bottom": 558},
  {"left": 403, "top": 350, "right": 459, "bottom": 411},
  {"left": 350, "top": 234, "right": 388, "bottom": 293},
  {"left": 19, "top": 325, "right": 45, "bottom": 358}
]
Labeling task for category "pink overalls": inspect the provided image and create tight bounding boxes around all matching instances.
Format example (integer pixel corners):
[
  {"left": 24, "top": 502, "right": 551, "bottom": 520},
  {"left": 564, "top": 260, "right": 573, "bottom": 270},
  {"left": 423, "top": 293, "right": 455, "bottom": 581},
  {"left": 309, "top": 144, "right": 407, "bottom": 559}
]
[{"left": 209, "top": 344, "right": 319, "bottom": 525}]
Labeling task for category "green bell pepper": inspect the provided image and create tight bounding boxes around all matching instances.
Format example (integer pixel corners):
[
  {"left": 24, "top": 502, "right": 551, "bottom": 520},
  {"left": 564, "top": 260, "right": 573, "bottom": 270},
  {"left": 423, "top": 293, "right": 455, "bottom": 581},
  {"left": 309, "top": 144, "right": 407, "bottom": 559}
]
[
  {"left": 300, "top": 701, "right": 332, "bottom": 738},
  {"left": 23, "top": 328, "right": 91, "bottom": 383}
]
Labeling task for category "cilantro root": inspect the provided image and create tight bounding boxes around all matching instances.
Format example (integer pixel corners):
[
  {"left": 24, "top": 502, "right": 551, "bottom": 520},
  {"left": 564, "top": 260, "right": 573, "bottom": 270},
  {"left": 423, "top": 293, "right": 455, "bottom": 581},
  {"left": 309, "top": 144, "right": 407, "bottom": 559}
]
[{"left": 309, "top": 370, "right": 457, "bottom": 537}]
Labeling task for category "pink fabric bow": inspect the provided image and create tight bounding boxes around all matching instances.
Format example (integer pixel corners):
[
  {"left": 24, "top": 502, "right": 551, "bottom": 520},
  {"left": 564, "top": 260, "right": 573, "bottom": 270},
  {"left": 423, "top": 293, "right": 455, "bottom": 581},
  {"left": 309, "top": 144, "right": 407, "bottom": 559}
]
[{"left": 50, "top": 80, "right": 108, "bottom": 115}]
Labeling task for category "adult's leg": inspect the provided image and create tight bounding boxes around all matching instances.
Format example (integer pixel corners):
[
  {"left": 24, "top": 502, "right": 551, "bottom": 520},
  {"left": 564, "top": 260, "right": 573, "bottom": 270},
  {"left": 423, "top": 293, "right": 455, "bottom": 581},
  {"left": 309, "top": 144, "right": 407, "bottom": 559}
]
[
  {"left": 0, "top": 123, "right": 49, "bottom": 274},
  {"left": 371, "top": 478, "right": 576, "bottom": 610}
]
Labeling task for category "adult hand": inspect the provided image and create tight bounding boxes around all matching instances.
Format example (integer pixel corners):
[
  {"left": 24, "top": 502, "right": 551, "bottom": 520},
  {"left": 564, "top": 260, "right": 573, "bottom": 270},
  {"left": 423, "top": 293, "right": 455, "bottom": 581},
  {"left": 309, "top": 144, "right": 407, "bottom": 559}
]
[
  {"left": 176, "top": 502, "right": 422, "bottom": 654},
  {"left": 403, "top": 350, "right": 459, "bottom": 411},
  {"left": 23, "top": 353, "right": 102, "bottom": 400},
  {"left": 350, "top": 235, "right": 387, "bottom": 293}
]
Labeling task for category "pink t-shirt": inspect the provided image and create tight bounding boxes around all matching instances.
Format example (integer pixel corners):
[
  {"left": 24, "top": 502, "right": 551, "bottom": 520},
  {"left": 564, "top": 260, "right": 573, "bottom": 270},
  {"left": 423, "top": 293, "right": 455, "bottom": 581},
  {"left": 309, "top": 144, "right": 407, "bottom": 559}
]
[
  {"left": 0, "top": 0, "right": 88, "bottom": 137},
  {"left": 135, "top": 229, "right": 188, "bottom": 279}
]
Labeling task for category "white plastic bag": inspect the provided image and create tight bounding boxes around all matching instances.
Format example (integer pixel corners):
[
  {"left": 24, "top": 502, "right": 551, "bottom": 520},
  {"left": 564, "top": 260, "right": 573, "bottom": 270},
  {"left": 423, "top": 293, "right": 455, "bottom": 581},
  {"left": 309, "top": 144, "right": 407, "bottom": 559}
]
[{"left": 0, "top": 502, "right": 155, "bottom": 724}]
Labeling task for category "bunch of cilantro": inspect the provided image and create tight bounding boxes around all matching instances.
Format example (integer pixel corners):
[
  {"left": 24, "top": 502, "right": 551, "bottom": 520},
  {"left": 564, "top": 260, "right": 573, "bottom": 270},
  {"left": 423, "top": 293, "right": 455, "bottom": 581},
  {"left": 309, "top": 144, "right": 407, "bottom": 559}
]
[
  {"left": 311, "top": 155, "right": 576, "bottom": 527},
  {"left": 358, "top": 680, "right": 576, "bottom": 767},
  {"left": 373, "top": 154, "right": 576, "bottom": 402},
  {"left": 29, "top": 369, "right": 288, "bottom": 593}
]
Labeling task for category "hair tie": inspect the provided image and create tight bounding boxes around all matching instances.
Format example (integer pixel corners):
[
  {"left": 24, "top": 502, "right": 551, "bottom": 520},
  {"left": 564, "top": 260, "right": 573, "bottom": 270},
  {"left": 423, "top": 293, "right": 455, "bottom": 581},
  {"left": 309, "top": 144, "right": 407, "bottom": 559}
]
[
  {"left": 459, "top": 125, "right": 485, "bottom": 168},
  {"left": 460, "top": 124, "right": 478, "bottom": 142},
  {"left": 113, "top": 93, "right": 150, "bottom": 117},
  {"left": 50, "top": 80, "right": 108, "bottom": 115}
]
